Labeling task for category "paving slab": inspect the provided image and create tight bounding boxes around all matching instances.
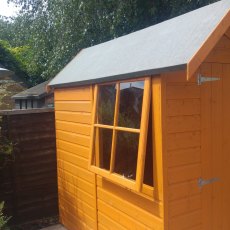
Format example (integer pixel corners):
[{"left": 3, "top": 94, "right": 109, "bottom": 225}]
[{"left": 40, "top": 224, "right": 67, "bottom": 230}]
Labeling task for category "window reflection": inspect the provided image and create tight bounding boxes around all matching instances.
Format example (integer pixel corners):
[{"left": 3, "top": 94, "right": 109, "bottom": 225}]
[
  {"left": 97, "top": 84, "right": 116, "bottom": 125},
  {"left": 114, "top": 131, "right": 139, "bottom": 180},
  {"left": 94, "top": 128, "right": 112, "bottom": 170},
  {"left": 118, "top": 81, "right": 144, "bottom": 129}
]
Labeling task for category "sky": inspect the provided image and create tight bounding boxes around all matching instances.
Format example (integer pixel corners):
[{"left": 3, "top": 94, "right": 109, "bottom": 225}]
[{"left": 0, "top": 0, "right": 20, "bottom": 17}]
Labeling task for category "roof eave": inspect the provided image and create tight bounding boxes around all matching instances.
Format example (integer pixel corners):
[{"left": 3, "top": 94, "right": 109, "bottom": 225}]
[
  {"left": 49, "top": 64, "right": 187, "bottom": 89},
  {"left": 12, "top": 92, "right": 48, "bottom": 100}
]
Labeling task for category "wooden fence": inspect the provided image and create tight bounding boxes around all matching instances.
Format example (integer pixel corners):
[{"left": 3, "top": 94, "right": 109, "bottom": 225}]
[{"left": 0, "top": 109, "right": 58, "bottom": 224}]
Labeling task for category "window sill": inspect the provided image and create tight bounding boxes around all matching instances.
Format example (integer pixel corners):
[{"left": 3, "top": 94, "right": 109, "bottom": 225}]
[{"left": 90, "top": 165, "right": 155, "bottom": 200}]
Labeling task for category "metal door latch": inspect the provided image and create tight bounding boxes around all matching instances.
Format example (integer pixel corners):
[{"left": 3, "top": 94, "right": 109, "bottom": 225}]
[
  {"left": 197, "top": 74, "right": 220, "bottom": 85},
  {"left": 198, "top": 177, "right": 220, "bottom": 188}
]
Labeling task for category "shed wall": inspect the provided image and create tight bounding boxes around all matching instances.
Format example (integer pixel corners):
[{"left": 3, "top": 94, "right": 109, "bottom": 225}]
[
  {"left": 55, "top": 86, "right": 97, "bottom": 230},
  {"left": 54, "top": 86, "right": 164, "bottom": 230},
  {"left": 164, "top": 32, "right": 230, "bottom": 230},
  {"left": 162, "top": 71, "right": 202, "bottom": 230}
]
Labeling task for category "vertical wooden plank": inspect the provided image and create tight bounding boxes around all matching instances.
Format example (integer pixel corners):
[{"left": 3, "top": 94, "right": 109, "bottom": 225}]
[
  {"left": 91, "top": 85, "right": 99, "bottom": 230},
  {"left": 89, "top": 85, "right": 98, "bottom": 167},
  {"left": 136, "top": 77, "right": 151, "bottom": 191},
  {"left": 222, "top": 64, "right": 230, "bottom": 230},
  {"left": 152, "top": 76, "right": 164, "bottom": 201},
  {"left": 160, "top": 74, "right": 169, "bottom": 230},
  {"left": 211, "top": 63, "right": 223, "bottom": 230},
  {"left": 200, "top": 63, "right": 213, "bottom": 230},
  {"left": 110, "top": 83, "right": 120, "bottom": 173}
]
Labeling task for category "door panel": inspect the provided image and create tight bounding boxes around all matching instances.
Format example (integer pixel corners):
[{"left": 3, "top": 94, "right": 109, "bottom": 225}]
[
  {"left": 201, "top": 63, "right": 230, "bottom": 230},
  {"left": 200, "top": 63, "right": 213, "bottom": 230},
  {"left": 222, "top": 64, "right": 230, "bottom": 229}
]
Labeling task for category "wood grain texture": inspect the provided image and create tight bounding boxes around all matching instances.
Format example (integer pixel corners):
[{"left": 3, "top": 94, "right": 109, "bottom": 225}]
[
  {"left": 0, "top": 111, "right": 58, "bottom": 224},
  {"left": 54, "top": 84, "right": 163, "bottom": 230},
  {"left": 163, "top": 71, "right": 202, "bottom": 230}
]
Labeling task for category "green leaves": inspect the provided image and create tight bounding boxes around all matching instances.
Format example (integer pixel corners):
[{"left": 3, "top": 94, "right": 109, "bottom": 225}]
[{"left": 0, "top": 201, "right": 10, "bottom": 230}]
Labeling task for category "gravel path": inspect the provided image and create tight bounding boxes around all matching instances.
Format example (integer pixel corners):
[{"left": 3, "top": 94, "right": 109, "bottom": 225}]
[{"left": 40, "top": 224, "right": 67, "bottom": 230}]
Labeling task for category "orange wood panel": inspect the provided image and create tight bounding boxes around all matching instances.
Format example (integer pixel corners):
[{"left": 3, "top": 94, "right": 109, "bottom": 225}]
[
  {"left": 97, "top": 187, "right": 163, "bottom": 229},
  {"left": 165, "top": 71, "right": 196, "bottom": 83},
  {"left": 215, "top": 35, "right": 230, "bottom": 49},
  {"left": 164, "top": 70, "right": 202, "bottom": 229},
  {"left": 57, "top": 149, "right": 88, "bottom": 169},
  {"left": 60, "top": 207, "right": 93, "bottom": 230},
  {"left": 198, "top": 38, "right": 230, "bottom": 229},
  {"left": 160, "top": 74, "right": 169, "bottom": 230},
  {"left": 167, "top": 131, "right": 201, "bottom": 150},
  {"left": 199, "top": 63, "right": 214, "bottom": 230},
  {"left": 55, "top": 111, "right": 91, "bottom": 124},
  {"left": 98, "top": 223, "right": 107, "bottom": 230},
  {"left": 136, "top": 77, "right": 151, "bottom": 191},
  {"left": 168, "top": 164, "right": 201, "bottom": 184},
  {"left": 168, "top": 194, "right": 201, "bottom": 218},
  {"left": 58, "top": 183, "right": 95, "bottom": 207},
  {"left": 55, "top": 101, "right": 91, "bottom": 112},
  {"left": 167, "top": 147, "right": 201, "bottom": 168},
  {"left": 56, "top": 120, "right": 91, "bottom": 136},
  {"left": 167, "top": 99, "right": 200, "bottom": 116},
  {"left": 55, "top": 86, "right": 91, "bottom": 101},
  {"left": 57, "top": 140, "right": 89, "bottom": 159},
  {"left": 152, "top": 77, "right": 164, "bottom": 202},
  {"left": 58, "top": 173, "right": 94, "bottom": 195},
  {"left": 222, "top": 64, "right": 230, "bottom": 229},
  {"left": 56, "top": 130, "right": 90, "bottom": 147},
  {"left": 59, "top": 195, "right": 95, "bottom": 221},
  {"left": 58, "top": 160, "right": 95, "bottom": 183},
  {"left": 169, "top": 210, "right": 201, "bottom": 230},
  {"left": 98, "top": 199, "right": 151, "bottom": 230},
  {"left": 96, "top": 176, "right": 163, "bottom": 216},
  {"left": 189, "top": 225, "right": 202, "bottom": 230},
  {"left": 168, "top": 180, "right": 200, "bottom": 201},
  {"left": 167, "top": 115, "right": 200, "bottom": 133},
  {"left": 166, "top": 84, "right": 200, "bottom": 99},
  {"left": 211, "top": 63, "right": 223, "bottom": 230},
  {"left": 205, "top": 48, "right": 230, "bottom": 63},
  {"left": 98, "top": 212, "right": 126, "bottom": 230}
]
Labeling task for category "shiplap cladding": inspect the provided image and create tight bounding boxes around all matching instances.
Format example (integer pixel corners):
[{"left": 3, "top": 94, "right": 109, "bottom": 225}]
[
  {"left": 163, "top": 71, "right": 202, "bottom": 230},
  {"left": 54, "top": 86, "right": 164, "bottom": 230}
]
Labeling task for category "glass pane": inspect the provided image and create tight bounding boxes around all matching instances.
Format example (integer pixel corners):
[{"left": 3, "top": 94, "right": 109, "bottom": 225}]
[
  {"left": 97, "top": 84, "right": 116, "bottom": 125},
  {"left": 118, "top": 81, "right": 144, "bottom": 129},
  {"left": 94, "top": 128, "right": 113, "bottom": 170},
  {"left": 114, "top": 131, "right": 139, "bottom": 180},
  {"left": 143, "top": 107, "right": 154, "bottom": 186}
]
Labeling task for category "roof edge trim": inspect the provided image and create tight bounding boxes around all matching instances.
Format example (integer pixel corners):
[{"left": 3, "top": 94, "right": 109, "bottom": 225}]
[
  {"left": 49, "top": 64, "right": 186, "bottom": 89},
  {"left": 187, "top": 9, "right": 230, "bottom": 80},
  {"left": 12, "top": 92, "right": 48, "bottom": 100}
]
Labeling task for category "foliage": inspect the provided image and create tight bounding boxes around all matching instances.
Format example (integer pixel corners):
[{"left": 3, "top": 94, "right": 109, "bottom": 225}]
[
  {"left": 0, "top": 202, "right": 10, "bottom": 230},
  {"left": 0, "top": 40, "right": 28, "bottom": 85},
  {"left": 0, "top": 116, "right": 14, "bottom": 169},
  {"left": 0, "top": 0, "right": 219, "bottom": 84}
]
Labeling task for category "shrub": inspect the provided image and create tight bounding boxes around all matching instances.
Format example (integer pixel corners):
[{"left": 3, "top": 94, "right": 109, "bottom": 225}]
[{"left": 0, "top": 202, "right": 10, "bottom": 230}]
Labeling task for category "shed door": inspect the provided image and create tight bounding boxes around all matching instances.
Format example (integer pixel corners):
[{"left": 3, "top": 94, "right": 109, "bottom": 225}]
[{"left": 201, "top": 63, "right": 230, "bottom": 230}]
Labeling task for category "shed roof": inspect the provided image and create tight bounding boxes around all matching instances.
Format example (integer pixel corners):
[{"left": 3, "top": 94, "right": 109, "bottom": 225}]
[
  {"left": 49, "top": 0, "right": 230, "bottom": 88},
  {"left": 12, "top": 80, "right": 50, "bottom": 99}
]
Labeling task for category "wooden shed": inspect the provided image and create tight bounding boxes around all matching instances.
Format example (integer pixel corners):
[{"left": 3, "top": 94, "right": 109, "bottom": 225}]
[{"left": 49, "top": 1, "right": 230, "bottom": 229}]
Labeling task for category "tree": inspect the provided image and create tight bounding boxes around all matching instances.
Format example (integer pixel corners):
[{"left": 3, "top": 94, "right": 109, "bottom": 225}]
[{"left": 1, "top": 0, "right": 219, "bottom": 83}]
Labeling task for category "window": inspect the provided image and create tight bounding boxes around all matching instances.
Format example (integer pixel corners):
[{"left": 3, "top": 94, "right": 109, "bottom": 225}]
[{"left": 89, "top": 77, "right": 152, "bottom": 193}]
